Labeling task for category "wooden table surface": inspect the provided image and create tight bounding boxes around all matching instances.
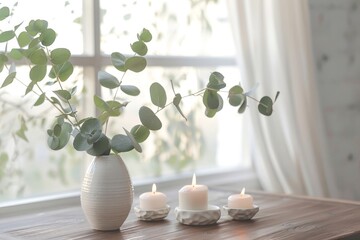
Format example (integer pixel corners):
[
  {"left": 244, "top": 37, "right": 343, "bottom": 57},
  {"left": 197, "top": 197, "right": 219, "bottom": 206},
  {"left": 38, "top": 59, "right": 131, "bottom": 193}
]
[{"left": 1, "top": 187, "right": 360, "bottom": 240}]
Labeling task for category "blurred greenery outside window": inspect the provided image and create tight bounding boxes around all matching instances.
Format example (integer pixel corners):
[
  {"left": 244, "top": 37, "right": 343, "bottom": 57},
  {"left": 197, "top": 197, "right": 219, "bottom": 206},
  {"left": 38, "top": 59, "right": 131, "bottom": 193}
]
[{"left": 0, "top": 0, "right": 251, "bottom": 203}]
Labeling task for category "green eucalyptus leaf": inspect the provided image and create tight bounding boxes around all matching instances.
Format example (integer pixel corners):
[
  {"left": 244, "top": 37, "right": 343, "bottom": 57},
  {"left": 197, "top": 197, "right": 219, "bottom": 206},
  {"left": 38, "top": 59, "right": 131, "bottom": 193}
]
[
  {"left": 98, "top": 111, "right": 110, "bottom": 125},
  {"left": 173, "top": 93, "right": 187, "bottom": 121},
  {"left": 0, "top": 53, "right": 8, "bottom": 72},
  {"left": 45, "top": 80, "right": 56, "bottom": 86},
  {"left": 150, "top": 82, "right": 167, "bottom": 108},
  {"left": 217, "top": 94, "right": 224, "bottom": 112},
  {"left": 110, "top": 134, "right": 134, "bottom": 152},
  {"left": 86, "top": 134, "right": 110, "bottom": 156},
  {"left": 28, "top": 37, "right": 40, "bottom": 49},
  {"left": 205, "top": 108, "right": 217, "bottom": 118},
  {"left": 73, "top": 133, "right": 92, "bottom": 151},
  {"left": 29, "top": 48, "right": 47, "bottom": 65},
  {"left": 124, "top": 127, "right": 142, "bottom": 153},
  {"left": 53, "top": 90, "right": 71, "bottom": 101},
  {"left": 58, "top": 122, "right": 72, "bottom": 149},
  {"left": 64, "top": 105, "right": 77, "bottom": 115},
  {"left": 34, "top": 19, "right": 48, "bottom": 33},
  {"left": 25, "top": 20, "right": 37, "bottom": 36},
  {"left": 0, "top": 30, "right": 15, "bottom": 43},
  {"left": 258, "top": 96, "right": 273, "bottom": 116},
  {"left": 50, "top": 97, "right": 62, "bottom": 107},
  {"left": 106, "top": 100, "right": 122, "bottom": 116},
  {"left": 207, "top": 71, "right": 226, "bottom": 90},
  {"left": 228, "top": 85, "right": 245, "bottom": 107},
  {"left": 1, "top": 72, "right": 16, "bottom": 88},
  {"left": 58, "top": 61, "right": 73, "bottom": 81},
  {"left": 203, "top": 89, "right": 219, "bottom": 110},
  {"left": 34, "top": 93, "right": 46, "bottom": 106},
  {"left": 87, "top": 129, "right": 102, "bottom": 144},
  {"left": 173, "top": 93, "right": 181, "bottom": 106},
  {"left": 9, "top": 48, "right": 24, "bottom": 60},
  {"left": 40, "top": 28, "right": 56, "bottom": 46},
  {"left": 14, "top": 22, "right": 23, "bottom": 31},
  {"left": 70, "top": 86, "right": 77, "bottom": 95},
  {"left": 98, "top": 70, "right": 119, "bottom": 89},
  {"left": 47, "top": 122, "right": 71, "bottom": 151},
  {"left": 131, "top": 41, "right": 148, "bottom": 56},
  {"left": 139, "top": 106, "right": 162, "bottom": 131},
  {"left": 50, "top": 48, "right": 71, "bottom": 65},
  {"left": 56, "top": 117, "right": 64, "bottom": 125},
  {"left": 125, "top": 56, "right": 146, "bottom": 73},
  {"left": 94, "top": 95, "right": 109, "bottom": 111},
  {"left": 138, "top": 28, "right": 152, "bottom": 42},
  {"left": 120, "top": 85, "right": 140, "bottom": 96},
  {"left": 17, "top": 31, "right": 32, "bottom": 47},
  {"left": 30, "top": 65, "right": 47, "bottom": 82},
  {"left": 80, "top": 118, "right": 101, "bottom": 134},
  {"left": 53, "top": 124, "right": 62, "bottom": 136},
  {"left": 47, "top": 129, "right": 53, "bottom": 136},
  {"left": 111, "top": 52, "right": 127, "bottom": 72},
  {"left": 49, "top": 61, "right": 73, "bottom": 81},
  {"left": 0, "top": 7, "right": 10, "bottom": 21},
  {"left": 238, "top": 97, "right": 247, "bottom": 113},
  {"left": 25, "top": 81, "right": 35, "bottom": 95},
  {"left": 130, "top": 124, "right": 150, "bottom": 143},
  {"left": 48, "top": 136, "right": 60, "bottom": 150}
]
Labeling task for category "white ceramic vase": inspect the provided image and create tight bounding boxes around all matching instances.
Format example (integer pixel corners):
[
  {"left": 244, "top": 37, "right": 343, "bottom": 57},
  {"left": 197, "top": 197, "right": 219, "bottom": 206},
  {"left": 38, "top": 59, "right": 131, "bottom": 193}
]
[{"left": 81, "top": 154, "right": 133, "bottom": 231}]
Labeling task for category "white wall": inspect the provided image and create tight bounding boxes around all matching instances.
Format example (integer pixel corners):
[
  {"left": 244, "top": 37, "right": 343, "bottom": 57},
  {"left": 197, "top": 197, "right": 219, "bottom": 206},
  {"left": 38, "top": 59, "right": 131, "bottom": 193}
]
[{"left": 309, "top": 0, "right": 360, "bottom": 200}]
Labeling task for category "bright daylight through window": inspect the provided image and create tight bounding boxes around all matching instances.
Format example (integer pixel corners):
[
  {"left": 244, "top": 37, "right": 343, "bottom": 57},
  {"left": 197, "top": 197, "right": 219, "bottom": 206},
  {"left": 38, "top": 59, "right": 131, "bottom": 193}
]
[{"left": 0, "top": 0, "right": 250, "bottom": 203}]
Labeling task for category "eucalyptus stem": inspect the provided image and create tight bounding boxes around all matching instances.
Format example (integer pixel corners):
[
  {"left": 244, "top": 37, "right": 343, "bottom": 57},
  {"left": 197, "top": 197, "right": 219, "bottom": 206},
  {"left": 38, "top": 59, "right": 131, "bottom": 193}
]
[
  {"left": 246, "top": 95, "right": 260, "bottom": 103},
  {"left": 182, "top": 88, "right": 206, "bottom": 98}
]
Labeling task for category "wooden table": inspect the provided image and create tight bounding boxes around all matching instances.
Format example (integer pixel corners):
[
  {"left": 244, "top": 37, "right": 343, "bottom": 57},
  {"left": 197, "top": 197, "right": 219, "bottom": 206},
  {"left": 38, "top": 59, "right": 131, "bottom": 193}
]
[{"left": 1, "top": 187, "right": 360, "bottom": 240}]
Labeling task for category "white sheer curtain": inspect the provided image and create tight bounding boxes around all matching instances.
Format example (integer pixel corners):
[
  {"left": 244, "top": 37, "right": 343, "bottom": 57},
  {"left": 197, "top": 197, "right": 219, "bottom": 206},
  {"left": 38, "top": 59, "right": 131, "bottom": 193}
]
[{"left": 228, "top": 0, "right": 339, "bottom": 197}]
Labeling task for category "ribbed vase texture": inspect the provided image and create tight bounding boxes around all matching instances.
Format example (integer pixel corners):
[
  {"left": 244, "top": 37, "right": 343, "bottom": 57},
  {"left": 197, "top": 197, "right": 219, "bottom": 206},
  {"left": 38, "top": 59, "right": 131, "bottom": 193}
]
[{"left": 81, "top": 155, "right": 133, "bottom": 231}]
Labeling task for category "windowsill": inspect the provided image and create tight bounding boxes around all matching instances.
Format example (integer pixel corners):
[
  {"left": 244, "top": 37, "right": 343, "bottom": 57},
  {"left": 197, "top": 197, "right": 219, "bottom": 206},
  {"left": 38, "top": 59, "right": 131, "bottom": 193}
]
[{"left": 0, "top": 167, "right": 260, "bottom": 218}]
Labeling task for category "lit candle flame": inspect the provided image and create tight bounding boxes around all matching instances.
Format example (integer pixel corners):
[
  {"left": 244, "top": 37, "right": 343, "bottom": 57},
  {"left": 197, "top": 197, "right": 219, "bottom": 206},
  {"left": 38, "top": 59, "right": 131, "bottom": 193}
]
[
  {"left": 240, "top": 187, "right": 245, "bottom": 195},
  {"left": 192, "top": 173, "right": 196, "bottom": 187},
  {"left": 152, "top": 183, "right": 156, "bottom": 194}
]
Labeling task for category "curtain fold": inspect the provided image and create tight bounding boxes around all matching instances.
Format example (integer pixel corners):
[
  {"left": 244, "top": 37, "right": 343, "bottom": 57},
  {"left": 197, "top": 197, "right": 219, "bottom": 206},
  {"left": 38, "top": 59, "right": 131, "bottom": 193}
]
[{"left": 228, "top": 0, "right": 339, "bottom": 197}]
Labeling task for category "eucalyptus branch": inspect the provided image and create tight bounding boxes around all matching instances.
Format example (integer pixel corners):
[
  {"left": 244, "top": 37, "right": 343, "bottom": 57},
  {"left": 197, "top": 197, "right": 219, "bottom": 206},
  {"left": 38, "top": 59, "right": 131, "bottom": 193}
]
[
  {"left": 0, "top": 16, "right": 278, "bottom": 158},
  {"left": 45, "top": 47, "right": 80, "bottom": 126}
]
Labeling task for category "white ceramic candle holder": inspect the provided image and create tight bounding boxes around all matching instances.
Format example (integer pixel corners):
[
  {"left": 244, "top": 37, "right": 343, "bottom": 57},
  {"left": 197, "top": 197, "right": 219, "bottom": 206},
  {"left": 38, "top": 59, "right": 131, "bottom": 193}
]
[
  {"left": 134, "top": 205, "right": 171, "bottom": 221},
  {"left": 175, "top": 205, "right": 221, "bottom": 226},
  {"left": 223, "top": 205, "right": 259, "bottom": 220}
]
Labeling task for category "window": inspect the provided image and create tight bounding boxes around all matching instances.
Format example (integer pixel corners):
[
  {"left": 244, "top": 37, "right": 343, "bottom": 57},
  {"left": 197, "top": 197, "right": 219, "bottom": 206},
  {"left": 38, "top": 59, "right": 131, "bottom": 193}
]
[{"left": 0, "top": 0, "right": 250, "bottom": 203}]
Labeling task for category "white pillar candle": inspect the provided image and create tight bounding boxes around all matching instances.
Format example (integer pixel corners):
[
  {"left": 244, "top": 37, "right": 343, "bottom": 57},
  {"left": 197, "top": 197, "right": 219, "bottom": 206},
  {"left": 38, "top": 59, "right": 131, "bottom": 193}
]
[
  {"left": 178, "top": 173, "right": 208, "bottom": 210},
  {"left": 228, "top": 188, "right": 254, "bottom": 209},
  {"left": 139, "top": 184, "right": 167, "bottom": 210}
]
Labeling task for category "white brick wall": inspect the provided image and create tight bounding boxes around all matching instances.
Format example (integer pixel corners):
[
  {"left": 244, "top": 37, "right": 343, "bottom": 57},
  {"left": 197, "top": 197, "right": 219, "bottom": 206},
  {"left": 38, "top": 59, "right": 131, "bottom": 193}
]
[{"left": 309, "top": 0, "right": 360, "bottom": 200}]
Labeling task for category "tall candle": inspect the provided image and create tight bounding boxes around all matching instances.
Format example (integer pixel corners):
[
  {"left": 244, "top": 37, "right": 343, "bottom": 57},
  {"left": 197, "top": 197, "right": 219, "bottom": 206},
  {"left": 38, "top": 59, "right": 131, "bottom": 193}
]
[
  {"left": 139, "top": 184, "right": 167, "bottom": 210},
  {"left": 228, "top": 188, "right": 254, "bottom": 209},
  {"left": 178, "top": 173, "right": 208, "bottom": 210}
]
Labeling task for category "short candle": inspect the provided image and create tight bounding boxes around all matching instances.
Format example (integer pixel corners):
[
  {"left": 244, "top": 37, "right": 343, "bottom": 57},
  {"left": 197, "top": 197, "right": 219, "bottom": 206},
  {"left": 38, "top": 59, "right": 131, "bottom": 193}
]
[
  {"left": 228, "top": 188, "right": 254, "bottom": 209},
  {"left": 178, "top": 173, "right": 208, "bottom": 210},
  {"left": 139, "top": 184, "right": 167, "bottom": 211}
]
